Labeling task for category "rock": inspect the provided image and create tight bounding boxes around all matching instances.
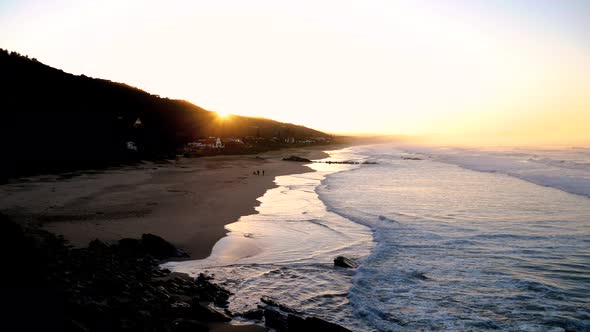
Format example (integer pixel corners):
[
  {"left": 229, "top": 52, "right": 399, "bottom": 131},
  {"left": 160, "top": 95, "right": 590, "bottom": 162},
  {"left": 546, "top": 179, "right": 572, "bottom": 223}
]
[
  {"left": 88, "top": 239, "right": 111, "bottom": 250},
  {"left": 334, "top": 256, "right": 358, "bottom": 268},
  {"left": 241, "top": 308, "right": 264, "bottom": 320},
  {"left": 288, "top": 314, "right": 307, "bottom": 330},
  {"left": 260, "top": 296, "right": 298, "bottom": 313},
  {"left": 191, "top": 301, "right": 231, "bottom": 322},
  {"left": 172, "top": 318, "right": 209, "bottom": 332},
  {"left": 195, "top": 274, "right": 231, "bottom": 306},
  {"left": 282, "top": 155, "right": 312, "bottom": 162},
  {"left": 169, "top": 301, "right": 192, "bottom": 317},
  {"left": 264, "top": 308, "right": 288, "bottom": 331},
  {"left": 117, "top": 238, "right": 143, "bottom": 257},
  {"left": 305, "top": 317, "right": 352, "bottom": 332},
  {"left": 141, "top": 233, "right": 187, "bottom": 259}
]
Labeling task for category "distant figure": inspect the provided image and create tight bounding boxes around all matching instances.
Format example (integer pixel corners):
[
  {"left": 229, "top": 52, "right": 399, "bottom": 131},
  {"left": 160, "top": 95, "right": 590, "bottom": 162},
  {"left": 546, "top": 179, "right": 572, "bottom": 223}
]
[
  {"left": 253, "top": 171, "right": 257, "bottom": 176},
  {"left": 257, "top": 170, "right": 260, "bottom": 175},
  {"left": 262, "top": 170, "right": 265, "bottom": 176}
]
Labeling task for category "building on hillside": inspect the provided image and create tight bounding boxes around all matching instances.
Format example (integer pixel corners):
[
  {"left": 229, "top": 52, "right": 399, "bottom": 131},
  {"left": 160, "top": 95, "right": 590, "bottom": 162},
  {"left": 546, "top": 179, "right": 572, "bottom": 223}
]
[
  {"left": 214, "top": 137, "right": 224, "bottom": 148},
  {"left": 126, "top": 141, "right": 138, "bottom": 151}
]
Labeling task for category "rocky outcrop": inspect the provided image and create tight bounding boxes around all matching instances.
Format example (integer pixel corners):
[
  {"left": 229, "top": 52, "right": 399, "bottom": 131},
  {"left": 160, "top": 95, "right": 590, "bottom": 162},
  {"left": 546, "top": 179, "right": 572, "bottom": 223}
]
[
  {"left": 0, "top": 213, "right": 355, "bottom": 332},
  {"left": 142, "top": 233, "right": 189, "bottom": 259},
  {"left": 262, "top": 309, "right": 352, "bottom": 332},
  {"left": 260, "top": 296, "right": 352, "bottom": 331},
  {"left": 0, "top": 214, "right": 235, "bottom": 332},
  {"left": 283, "top": 155, "right": 312, "bottom": 162},
  {"left": 116, "top": 233, "right": 188, "bottom": 260},
  {"left": 334, "top": 256, "right": 358, "bottom": 268},
  {"left": 264, "top": 308, "right": 289, "bottom": 330}
]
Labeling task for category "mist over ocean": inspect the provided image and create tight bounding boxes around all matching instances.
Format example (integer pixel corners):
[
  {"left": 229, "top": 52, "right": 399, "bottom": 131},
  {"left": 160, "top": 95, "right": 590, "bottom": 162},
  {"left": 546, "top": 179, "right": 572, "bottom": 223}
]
[{"left": 167, "top": 144, "right": 590, "bottom": 331}]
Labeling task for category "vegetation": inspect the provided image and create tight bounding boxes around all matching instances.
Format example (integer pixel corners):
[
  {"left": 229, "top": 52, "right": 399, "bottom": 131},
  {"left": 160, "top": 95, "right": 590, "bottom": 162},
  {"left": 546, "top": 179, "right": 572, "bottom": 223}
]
[{"left": 0, "top": 49, "right": 329, "bottom": 179}]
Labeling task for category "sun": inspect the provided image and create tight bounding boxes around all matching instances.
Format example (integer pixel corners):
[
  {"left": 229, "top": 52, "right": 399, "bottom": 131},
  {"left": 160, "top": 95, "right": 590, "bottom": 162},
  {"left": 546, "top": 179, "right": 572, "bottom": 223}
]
[{"left": 215, "top": 110, "right": 230, "bottom": 118}]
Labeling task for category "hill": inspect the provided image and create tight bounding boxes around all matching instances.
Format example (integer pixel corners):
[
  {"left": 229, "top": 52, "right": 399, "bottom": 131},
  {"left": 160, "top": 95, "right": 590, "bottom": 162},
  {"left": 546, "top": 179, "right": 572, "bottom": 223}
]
[{"left": 0, "top": 49, "right": 330, "bottom": 178}]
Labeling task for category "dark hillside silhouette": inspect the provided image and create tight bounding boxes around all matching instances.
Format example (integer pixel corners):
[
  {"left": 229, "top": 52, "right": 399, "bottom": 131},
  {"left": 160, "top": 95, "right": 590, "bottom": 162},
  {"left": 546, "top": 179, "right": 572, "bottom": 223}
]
[{"left": 0, "top": 49, "right": 328, "bottom": 179}]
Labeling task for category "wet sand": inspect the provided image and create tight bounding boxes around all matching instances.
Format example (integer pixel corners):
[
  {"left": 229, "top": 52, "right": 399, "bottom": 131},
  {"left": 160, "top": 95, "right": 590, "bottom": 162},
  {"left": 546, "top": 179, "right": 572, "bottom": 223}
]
[{"left": 0, "top": 147, "right": 329, "bottom": 259}]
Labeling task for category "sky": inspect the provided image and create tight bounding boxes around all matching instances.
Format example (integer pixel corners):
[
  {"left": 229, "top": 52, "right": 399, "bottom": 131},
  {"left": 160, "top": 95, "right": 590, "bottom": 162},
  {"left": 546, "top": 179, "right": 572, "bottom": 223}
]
[{"left": 1, "top": 0, "right": 589, "bottom": 145}]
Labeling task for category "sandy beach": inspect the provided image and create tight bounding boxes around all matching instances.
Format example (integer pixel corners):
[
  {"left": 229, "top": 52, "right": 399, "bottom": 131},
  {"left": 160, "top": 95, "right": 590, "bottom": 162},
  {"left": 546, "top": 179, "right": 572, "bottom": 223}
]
[{"left": 0, "top": 146, "right": 330, "bottom": 260}]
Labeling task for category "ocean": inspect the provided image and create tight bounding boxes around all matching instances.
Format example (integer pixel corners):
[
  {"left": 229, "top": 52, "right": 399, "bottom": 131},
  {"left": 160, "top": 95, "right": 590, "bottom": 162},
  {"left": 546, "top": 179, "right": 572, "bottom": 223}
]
[{"left": 164, "top": 144, "right": 590, "bottom": 331}]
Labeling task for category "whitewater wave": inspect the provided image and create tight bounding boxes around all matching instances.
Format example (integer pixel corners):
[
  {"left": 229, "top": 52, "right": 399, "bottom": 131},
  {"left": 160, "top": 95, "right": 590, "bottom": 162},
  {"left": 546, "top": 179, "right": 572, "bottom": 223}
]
[{"left": 399, "top": 145, "right": 590, "bottom": 197}]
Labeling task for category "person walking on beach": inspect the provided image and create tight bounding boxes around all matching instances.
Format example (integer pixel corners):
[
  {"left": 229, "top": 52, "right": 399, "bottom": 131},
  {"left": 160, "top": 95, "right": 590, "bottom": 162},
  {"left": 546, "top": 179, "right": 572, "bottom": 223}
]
[{"left": 262, "top": 170, "right": 265, "bottom": 176}]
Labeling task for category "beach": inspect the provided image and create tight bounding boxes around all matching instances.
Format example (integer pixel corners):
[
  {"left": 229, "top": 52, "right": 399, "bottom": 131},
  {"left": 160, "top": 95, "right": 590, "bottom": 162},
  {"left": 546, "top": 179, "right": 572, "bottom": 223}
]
[
  {"left": 0, "top": 147, "right": 346, "bottom": 332},
  {"left": 0, "top": 146, "right": 330, "bottom": 260}
]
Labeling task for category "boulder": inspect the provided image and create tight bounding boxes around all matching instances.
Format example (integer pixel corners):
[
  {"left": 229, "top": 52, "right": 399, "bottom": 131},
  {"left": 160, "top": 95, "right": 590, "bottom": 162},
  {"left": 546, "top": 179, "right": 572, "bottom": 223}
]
[
  {"left": 195, "top": 274, "right": 231, "bottom": 306},
  {"left": 260, "top": 296, "right": 298, "bottom": 313},
  {"left": 141, "top": 233, "right": 187, "bottom": 259},
  {"left": 264, "top": 309, "right": 288, "bottom": 331},
  {"left": 305, "top": 317, "right": 352, "bottom": 332},
  {"left": 334, "top": 256, "right": 358, "bottom": 268},
  {"left": 241, "top": 309, "right": 264, "bottom": 320},
  {"left": 191, "top": 301, "right": 231, "bottom": 322},
  {"left": 287, "top": 314, "right": 307, "bottom": 330}
]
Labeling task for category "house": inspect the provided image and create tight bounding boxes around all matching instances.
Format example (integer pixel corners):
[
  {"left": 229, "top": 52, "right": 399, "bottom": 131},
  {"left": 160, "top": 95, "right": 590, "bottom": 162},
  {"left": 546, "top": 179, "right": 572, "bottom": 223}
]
[
  {"left": 126, "top": 141, "right": 138, "bottom": 151},
  {"left": 214, "top": 137, "right": 224, "bottom": 148}
]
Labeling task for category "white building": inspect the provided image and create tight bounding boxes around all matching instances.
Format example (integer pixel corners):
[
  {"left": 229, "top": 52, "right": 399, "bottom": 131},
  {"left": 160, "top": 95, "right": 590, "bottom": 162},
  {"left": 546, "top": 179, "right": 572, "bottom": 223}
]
[{"left": 214, "top": 137, "right": 224, "bottom": 148}]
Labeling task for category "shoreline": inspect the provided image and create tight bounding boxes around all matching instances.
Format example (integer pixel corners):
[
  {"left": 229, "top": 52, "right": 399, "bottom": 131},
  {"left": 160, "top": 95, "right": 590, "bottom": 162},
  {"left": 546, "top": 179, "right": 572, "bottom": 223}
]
[{"left": 0, "top": 145, "right": 338, "bottom": 260}]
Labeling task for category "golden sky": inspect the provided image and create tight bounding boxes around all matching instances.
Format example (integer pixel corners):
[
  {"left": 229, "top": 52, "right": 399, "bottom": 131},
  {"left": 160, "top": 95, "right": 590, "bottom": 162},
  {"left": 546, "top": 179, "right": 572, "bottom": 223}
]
[{"left": 1, "top": 0, "right": 589, "bottom": 145}]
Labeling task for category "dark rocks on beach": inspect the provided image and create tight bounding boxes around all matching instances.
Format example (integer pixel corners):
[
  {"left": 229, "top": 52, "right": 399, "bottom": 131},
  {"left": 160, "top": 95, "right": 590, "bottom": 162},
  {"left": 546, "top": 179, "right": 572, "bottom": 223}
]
[
  {"left": 240, "top": 308, "right": 264, "bottom": 320},
  {"left": 282, "top": 155, "right": 312, "bottom": 162},
  {"left": 195, "top": 273, "right": 232, "bottom": 306},
  {"left": 264, "top": 308, "right": 289, "bottom": 331},
  {"left": 317, "top": 160, "right": 379, "bottom": 165},
  {"left": 321, "top": 160, "right": 360, "bottom": 164},
  {"left": 261, "top": 295, "right": 299, "bottom": 314},
  {"left": 401, "top": 157, "right": 423, "bottom": 160},
  {"left": 259, "top": 296, "right": 352, "bottom": 332},
  {"left": 287, "top": 313, "right": 307, "bottom": 330},
  {"left": 305, "top": 316, "right": 352, "bottom": 332},
  {"left": 191, "top": 301, "right": 232, "bottom": 322},
  {"left": 1, "top": 213, "right": 355, "bottom": 332},
  {"left": 334, "top": 256, "right": 358, "bottom": 268},
  {"left": 0, "top": 213, "right": 238, "bottom": 332},
  {"left": 116, "top": 233, "right": 189, "bottom": 260},
  {"left": 142, "top": 233, "right": 189, "bottom": 259},
  {"left": 263, "top": 309, "right": 352, "bottom": 332}
]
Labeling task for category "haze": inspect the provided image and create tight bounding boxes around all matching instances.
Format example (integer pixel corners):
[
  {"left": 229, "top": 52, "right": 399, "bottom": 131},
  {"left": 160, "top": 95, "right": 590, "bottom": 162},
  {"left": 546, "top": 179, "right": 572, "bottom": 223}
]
[{"left": 1, "top": 0, "right": 589, "bottom": 146}]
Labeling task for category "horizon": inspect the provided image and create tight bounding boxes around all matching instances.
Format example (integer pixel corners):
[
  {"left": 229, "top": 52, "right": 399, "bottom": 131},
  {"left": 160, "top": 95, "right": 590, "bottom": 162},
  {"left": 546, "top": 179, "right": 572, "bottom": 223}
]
[{"left": 1, "top": 0, "right": 589, "bottom": 146}]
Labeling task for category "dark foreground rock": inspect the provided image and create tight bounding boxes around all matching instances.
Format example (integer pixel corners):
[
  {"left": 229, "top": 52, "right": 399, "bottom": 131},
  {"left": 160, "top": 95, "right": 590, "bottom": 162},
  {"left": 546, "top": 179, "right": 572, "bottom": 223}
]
[
  {"left": 334, "top": 256, "right": 358, "bottom": 268},
  {"left": 0, "top": 213, "right": 233, "bottom": 332},
  {"left": 263, "top": 309, "right": 351, "bottom": 332},
  {"left": 0, "top": 213, "right": 354, "bottom": 332},
  {"left": 260, "top": 296, "right": 352, "bottom": 332},
  {"left": 282, "top": 155, "right": 312, "bottom": 162}
]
